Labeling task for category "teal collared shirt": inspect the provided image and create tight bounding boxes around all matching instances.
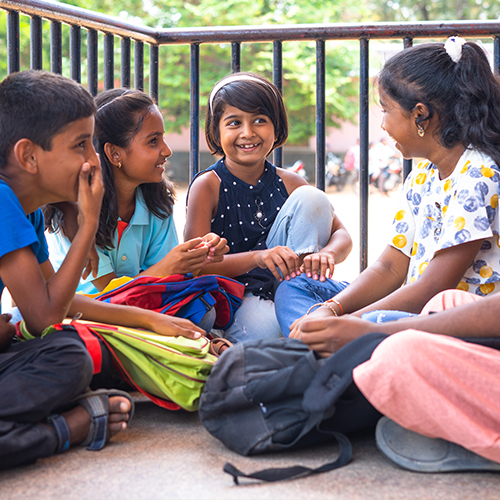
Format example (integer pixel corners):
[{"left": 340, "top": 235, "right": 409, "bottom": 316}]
[{"left": 47, "top": 191, "right": 178, "bottom": 294}]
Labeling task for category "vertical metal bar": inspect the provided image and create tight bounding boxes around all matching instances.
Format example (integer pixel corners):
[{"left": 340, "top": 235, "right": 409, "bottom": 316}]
[
  {"left": 190, "top": 43, "right": 200, "bottom": 181},
  {"left": 359, "top": 38, "right": 370, "bottom": 272},
  {"left": 7, "top": 11, "right": 20, "bottom": 74},
  {"left": 149, "top": 44, "right": 159, "bottom": 103},
  {"left": 316, "top": 40, "right": 326, "bottom": 192},
  {"left": 30, "top": 16, "right": 43, "bottom": 70},
  {"left": 87, "top": 29, "right": 98, "bottom": 96},
  {"left": 104, "top": 33, "right": 114, "bottom": 90},
  {"left": 402, "top": 37, "right": 413, "bottom": 181},
  {"left": 70, "top": 25, "right": 81, "bottom": 83},
  {"left": 121, "top": 37, "right": 131, "bottom": 88},
  {"left": 273, "top": 40, "right": 283, "bottom": 168},
  {"left": 135, "top": 40, "right": 144, "bottom": 91},
  {"left": 494, "top": 36, "right": 500, "bottom": 75},
  {"left": 231, "top": 42, "right": 241, "bottom": 73},
  {"left": 50, "top": 21, "right": 62, "bottom": 74}
]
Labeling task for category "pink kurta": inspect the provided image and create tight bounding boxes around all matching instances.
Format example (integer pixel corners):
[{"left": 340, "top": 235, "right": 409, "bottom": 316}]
[{"left": 353, "top": 290, "right": 500, "bottom": 463}]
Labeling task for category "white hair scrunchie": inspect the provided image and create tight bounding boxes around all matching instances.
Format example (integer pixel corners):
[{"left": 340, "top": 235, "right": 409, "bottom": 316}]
[{"left": 444, "top": 36, "right": 466, "bottom": 63}]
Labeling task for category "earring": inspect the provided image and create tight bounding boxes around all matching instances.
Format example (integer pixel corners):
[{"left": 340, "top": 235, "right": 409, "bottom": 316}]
[
  {"left": 117, "top": 161, "right": 122, "bottom": 168},
  {"left": 417, "top": 124, "right": 425, "bottom": 138}
]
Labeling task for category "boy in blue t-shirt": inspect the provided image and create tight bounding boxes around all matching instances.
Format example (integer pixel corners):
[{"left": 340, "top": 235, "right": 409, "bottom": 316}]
[{"left": 0, "top": 71, "right": 203, "bottom": 469}]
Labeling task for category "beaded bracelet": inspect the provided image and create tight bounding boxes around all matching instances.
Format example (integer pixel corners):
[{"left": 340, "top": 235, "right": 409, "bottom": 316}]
[
  {"left": 326, "top": 297, "right": 343, "bottom": 316},
  {"left": 305, "top": 302, "right": 338, "bottom": 316}
]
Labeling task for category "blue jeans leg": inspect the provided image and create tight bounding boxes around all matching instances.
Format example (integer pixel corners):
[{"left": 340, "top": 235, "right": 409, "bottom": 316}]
[
  {"left": 274, "top": 275, "right": 348, "bottom": 337},
  {"left": 216, "top": 292, "right": 282, "bottom": 344},
  {"left": 266, "top": 185, "right": 334, "bottom": 254},
  {"left": 361, "top": 310, "right": 417, "bottom": 323}
]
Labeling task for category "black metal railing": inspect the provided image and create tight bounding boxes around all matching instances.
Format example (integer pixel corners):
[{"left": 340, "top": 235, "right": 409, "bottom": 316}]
[{"left": 3, "top": 0, "right": 500, "bottom": 270}]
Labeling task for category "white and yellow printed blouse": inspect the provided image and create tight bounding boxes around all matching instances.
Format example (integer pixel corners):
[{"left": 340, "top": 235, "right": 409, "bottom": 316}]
[{"left": 390, "top": 148, "right": 500, "bottom": 296}]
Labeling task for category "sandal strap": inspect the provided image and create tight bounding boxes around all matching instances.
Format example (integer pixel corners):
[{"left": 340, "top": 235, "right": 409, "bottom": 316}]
[
  {"left": 209, "top": 338, "right": 233, "bottom": 357},
  {"left": 78, "top": 393, "right": 109, "bottom": 451},
  {"left": 47, "top": 414, "right": 71, "bottom": 453},
  {"left": 74, "top": 388, "right": 134, "bottom": 451}
]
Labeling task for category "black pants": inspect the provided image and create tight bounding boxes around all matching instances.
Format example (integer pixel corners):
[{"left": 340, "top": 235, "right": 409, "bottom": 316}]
[{"left": 0, "top": 331, "right": 93, "bottom": 469}]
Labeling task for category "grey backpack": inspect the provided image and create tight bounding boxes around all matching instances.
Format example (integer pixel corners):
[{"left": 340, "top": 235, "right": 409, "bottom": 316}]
[{"left": 199, "top": 333, "right": 387, "bottom": 483}]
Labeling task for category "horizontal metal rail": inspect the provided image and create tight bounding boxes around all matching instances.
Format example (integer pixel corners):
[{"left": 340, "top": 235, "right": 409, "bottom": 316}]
[
  {"left": 3, "top": 0, "right": 500, "bottom": 271},
  {"left": 3, "top": 1, "right": 500, "bottom": 43}
]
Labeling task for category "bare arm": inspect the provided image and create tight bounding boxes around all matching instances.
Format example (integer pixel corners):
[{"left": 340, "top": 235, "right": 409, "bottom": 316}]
[
  {"left": 0, "top": 163, "right": 102, "bottom": 335},
  {"left": 322, "top": 245, "right": 410, "bottom": 316},
  {"left": 278, "top": 169, "right": 353, "bottom": 281},
  {"left": 185, "top": 171, "right": 300, "bottom": 280},
  {"left": 291, "top": 288, "right": 500, "bottom": 357},
  {"left": 47, "top": 201, "right": 99, "bottom": 280},
  {"left": 89, "top": 238, "right": 214, "bottom": 293},
  {"left": 300, "top": 215, "right": 353, "bottom": 281},
  {"left": 352, "top": 238, "right": 484, "bottom": 316},
  {"left": 41, "top": 260, "right": 204, "bottom": 338}
]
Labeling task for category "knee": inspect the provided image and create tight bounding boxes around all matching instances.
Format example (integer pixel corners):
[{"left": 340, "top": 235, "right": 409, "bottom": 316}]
[
  {"left": 42, "top": 334, "right": 93, "bottom": 390},
  {"left": 289, "top": 185, "right": 331, "bottom": 212},
  {"left": 371, "top": 330, "right": 431, "bottom": 369},
  {"left": 276, "top": 275, "right": 309, "bottom": 298}
]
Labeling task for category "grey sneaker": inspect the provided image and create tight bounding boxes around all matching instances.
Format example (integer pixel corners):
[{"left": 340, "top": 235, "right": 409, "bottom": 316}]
[{"left": 375, "top": 416, "right": 500, "bottom": 473}]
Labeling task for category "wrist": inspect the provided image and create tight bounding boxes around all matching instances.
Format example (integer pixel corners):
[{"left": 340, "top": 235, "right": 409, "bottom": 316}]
[{"left": 325, "top": 297, "right": 343, "bottom": 315}]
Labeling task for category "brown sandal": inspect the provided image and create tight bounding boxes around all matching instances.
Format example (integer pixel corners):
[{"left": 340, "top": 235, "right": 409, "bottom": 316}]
[{"left": 209, "top": 337, "right": 233, "bottom": 357}]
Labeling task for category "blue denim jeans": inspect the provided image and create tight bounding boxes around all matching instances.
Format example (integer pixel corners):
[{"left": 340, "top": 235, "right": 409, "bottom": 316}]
[
  {"left": 361, "top": 310, "right": 416, "bottom": 323},
  {"left": 274, "top": 275, "right": 349, "bottom": 336},
  {"left": 266, "top": 185, "right": 335, "bottom": 254},
  {"left": 220, "top": 185, "right": 338, "bottom": 343},
  {"left": 215, "top": 292, "right": 282, "bottom": 344}
]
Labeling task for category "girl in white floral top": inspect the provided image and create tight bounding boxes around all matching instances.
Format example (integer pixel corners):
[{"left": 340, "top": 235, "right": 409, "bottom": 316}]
[{"left": 280, "top": 37, "right": 500, "bottom": 354}]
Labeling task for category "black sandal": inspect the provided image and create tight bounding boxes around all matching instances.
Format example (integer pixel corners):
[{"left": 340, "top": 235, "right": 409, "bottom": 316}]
[{"left": 47, "top": 388, "right": 135, "bottom": 452}]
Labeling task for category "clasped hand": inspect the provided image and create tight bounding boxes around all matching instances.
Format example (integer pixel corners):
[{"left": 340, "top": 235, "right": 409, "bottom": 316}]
[
  {"left": 255, "top": 247, "right": 335, "bottom": 282},
  {"left": 289, "top": 307, "right": 377, "bottom": 357}
]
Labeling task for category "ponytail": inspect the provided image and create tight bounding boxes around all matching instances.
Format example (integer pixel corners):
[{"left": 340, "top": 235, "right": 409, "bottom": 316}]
[
  {"left": 379, "top": 40, "right": 500, "bottom": 166},
  {"left": 452, "top": 43, "right": 500, "bottom": 165}
]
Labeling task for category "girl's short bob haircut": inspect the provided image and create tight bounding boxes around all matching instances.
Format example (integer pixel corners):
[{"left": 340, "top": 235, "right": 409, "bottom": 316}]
[{"left": 205, "top": 72, "right": 288, "bottom": 157}]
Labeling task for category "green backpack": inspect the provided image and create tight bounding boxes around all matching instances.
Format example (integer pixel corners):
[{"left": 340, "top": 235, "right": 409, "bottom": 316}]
[{"left": 17, "top": 320, "right": 217, "bottom": 411}]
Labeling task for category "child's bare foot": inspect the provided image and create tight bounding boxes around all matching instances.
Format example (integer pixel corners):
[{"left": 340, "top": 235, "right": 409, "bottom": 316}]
[
  {"left": 63, "top": 395, "right": 132, "bottom": 445},
  {"left": 46, "top": 389, "right": 134, "bottom": 452}
]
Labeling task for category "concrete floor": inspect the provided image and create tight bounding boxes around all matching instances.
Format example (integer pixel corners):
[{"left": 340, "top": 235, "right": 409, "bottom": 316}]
[
  {"left": 2, "top": 396, "right": 500, "bottom": 500},
  {"left": 3, "top": 186, "right": 500, "bottom": 499}
]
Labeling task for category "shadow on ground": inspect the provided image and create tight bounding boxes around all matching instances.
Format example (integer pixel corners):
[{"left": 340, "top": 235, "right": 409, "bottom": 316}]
[{"left": 2, "top": 398, "right": 499, "bottom": 500}]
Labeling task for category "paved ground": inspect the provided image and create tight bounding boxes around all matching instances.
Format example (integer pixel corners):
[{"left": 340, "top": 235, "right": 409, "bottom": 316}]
[{"left": 3, "top": 185, "right": 500, "bottom": 499}]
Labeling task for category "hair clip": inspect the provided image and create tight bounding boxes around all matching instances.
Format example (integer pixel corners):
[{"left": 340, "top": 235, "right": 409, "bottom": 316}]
[
  {"left": 97, "top": 90, "right": 133, "bottom": 113},
  {"left": 208, "top": 74, "right": 279, "bottom": 115},
  {"left": 444, "top": 36, "right": 466, "bottom": 63}
]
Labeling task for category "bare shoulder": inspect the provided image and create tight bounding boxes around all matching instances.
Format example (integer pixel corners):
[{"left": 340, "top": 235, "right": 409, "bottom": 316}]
[
  {"left": 276, "top": 167, "right": 308, "bottom": 194},
  {"left": 185, "top": 170, "right": 221, "bottom": 239},
  {"left": 187, "top": 170, "right": 220, "bottom": 210}
]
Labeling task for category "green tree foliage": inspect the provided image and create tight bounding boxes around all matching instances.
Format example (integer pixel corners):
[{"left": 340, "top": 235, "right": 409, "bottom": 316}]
[
  {"left": 0, "top": 0, "right": 364, "bottom": 145},
  {"left": 1, "top": 0, "right": 493, "bottom": 144},
  {"left": 368, "top": 0, "right": 500, "bottom": 21}
]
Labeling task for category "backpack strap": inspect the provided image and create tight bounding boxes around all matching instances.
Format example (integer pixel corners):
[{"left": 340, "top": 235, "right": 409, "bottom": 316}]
[
  {"left": 222, "top": 333, "right": 390, "bottom": 484},
  {"left": 68, "top": 322, "right": 103, "bottom": 375},
  {"left": 223, "top": 431, "right": 352, "bottom": 484},
  {"left": 303, "top": 332, "right": 389, "bottom": 413}
]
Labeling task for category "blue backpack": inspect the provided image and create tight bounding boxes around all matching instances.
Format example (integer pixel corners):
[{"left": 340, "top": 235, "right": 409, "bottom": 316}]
[{"left": 89, "top": 273, "right": 244, "bottom": 329}]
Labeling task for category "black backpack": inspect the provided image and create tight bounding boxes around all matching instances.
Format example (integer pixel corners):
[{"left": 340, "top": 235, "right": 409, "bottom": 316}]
[{"left": 199, "top": 333, "right": 388, "bottom": 483}]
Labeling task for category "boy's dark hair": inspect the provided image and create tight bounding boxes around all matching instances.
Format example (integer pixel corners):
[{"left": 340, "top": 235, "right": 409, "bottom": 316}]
[
  {"left": 93, "top": 88, "right": 175, "bottom": 250},
  {"left": 205, "top": 72, "right": 288, "bottom": 157},
  {"left": 379, "top": 41, "right": 500, "bottom": 166},
  {"left": 0, "top": 70, "right": 96, "bottom": 169}
]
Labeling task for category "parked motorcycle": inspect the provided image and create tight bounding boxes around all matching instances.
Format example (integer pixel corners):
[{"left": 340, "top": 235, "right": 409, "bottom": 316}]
[
  {"left": 326, "top": 152, "right": 356, "bottom": 191},
  {"left": 285, "top": 159, "right": 309, "bottom": 182},
  {"left": 375, "top": 157, "right": 402, "bottom": 194}
]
